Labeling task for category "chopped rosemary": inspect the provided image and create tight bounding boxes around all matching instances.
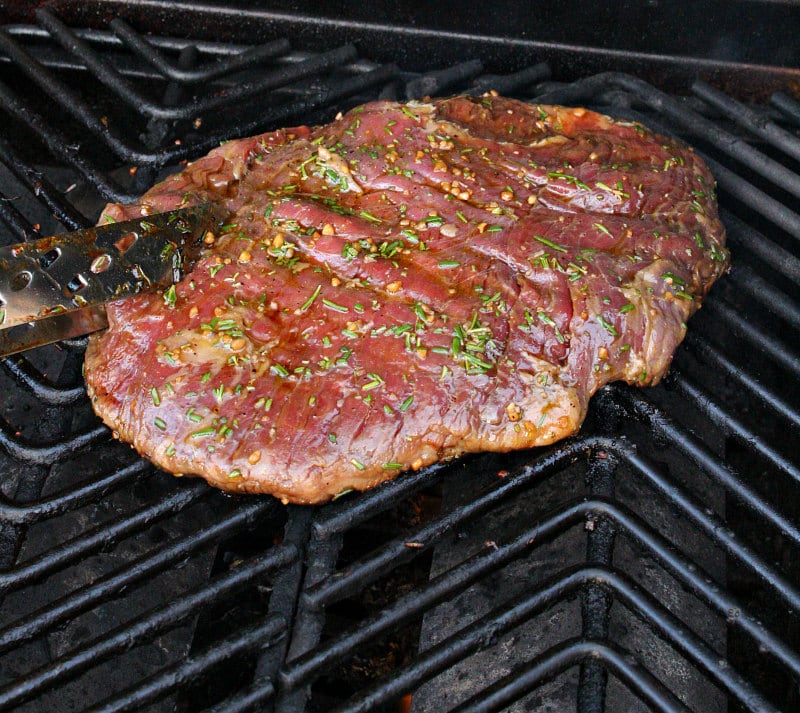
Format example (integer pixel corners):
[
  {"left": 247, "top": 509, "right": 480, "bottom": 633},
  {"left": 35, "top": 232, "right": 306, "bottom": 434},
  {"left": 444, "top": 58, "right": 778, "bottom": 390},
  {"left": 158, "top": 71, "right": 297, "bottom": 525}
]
[
  {"left": 323, "top": 298, "right": 349, "bottom": 313},
  {"left": 359, "top": 210, "right": 382, "bottom": 224},
  {"left": 593, "top": 222, "right": 613, "bottom": 238},
  {"left": 533, "top": 235, "right": 567, "bottom": 253},
  {"left": 537, "top": 311, "right": 565, "bottom": 343},
  {"left": 298, "top": 284, "right": 322, "bottom": 312},
  {"left": 271, "top": 363, "right": 289, "bottom": 377},
  {"left": 597, "top": 315, "right": 618, "bottom": 337},
  {"left": 547, "top": 171, "right": 590, "bottom": 190},
  {"left": 163, "top": 285, "right": 177, "bottom": 308},
  {"left": 362, "top": 372, "right": 384, "bottom": 391}
]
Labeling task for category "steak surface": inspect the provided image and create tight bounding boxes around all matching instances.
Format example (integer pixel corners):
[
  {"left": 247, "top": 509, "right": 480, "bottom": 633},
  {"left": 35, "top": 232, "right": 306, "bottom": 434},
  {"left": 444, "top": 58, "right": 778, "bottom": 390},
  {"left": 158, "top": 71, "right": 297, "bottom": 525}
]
[{"left": 84, "top": 95, "right": 728, "bottom": 503}]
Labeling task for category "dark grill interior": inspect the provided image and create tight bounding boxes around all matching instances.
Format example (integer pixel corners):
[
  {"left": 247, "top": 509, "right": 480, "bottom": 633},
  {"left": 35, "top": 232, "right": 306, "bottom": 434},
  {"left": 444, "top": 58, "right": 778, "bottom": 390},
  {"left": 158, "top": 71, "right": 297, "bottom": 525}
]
[{"left": 1, "top": 4, "right": 800, "bottom": 712}]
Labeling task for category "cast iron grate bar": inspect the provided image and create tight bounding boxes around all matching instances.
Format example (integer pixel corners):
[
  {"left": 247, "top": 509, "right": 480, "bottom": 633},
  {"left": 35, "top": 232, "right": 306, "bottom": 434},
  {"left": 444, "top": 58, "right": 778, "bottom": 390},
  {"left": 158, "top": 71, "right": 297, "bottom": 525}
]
[
  {"left": 669, "top": 369, "right": 799, "bottom": 481},
  {"left": 274, "top": 434, "right": 800, "bottom": 704},
  {"left": 0, "top": 458, "right": 154, "bottom": 526},
  {"left": 683, "top": 331, "right": 800, "bottom": 427},
  {"left": 705, "top": 153, "right": 800, "bottom": 239},
  {"left": 469, "top": 62, "right": 551, "bottom": 94},
  {"left": 1, "top": 355, "right": 86, "bottom": 405},
  {"left": 722, "top": 261, "right": 800, "bottom": 330},
  {"left": 0, "top": 190, "right": 39, "bottom": 241},
  {"left": 35, "top": 9, "right": 353, "bottom": 122},
  {"left": 32, "top": 13, "right": 358, "bottom": 133},
  {"left": 691, "top": 80, "right": 800, "bottom": 162},
  {"left": 320, "top": 558, "right": 772, "bottom": 713},
  {"left": 616, "top": 383, "right": 800, "bottom": 552},
  {"left": 703, "top": 298, "right": 800, "bottom": 378},
  {"left": 770, "top": 92, "right": 800, "bottom": 126},
  {"left": 0, "top": 542, "right": 298, "bottom": 711},
  {"left": 448, "top": 638, "right": 692, "bottom": 713},
  {"left": 283, "top": 487, "right": 604, "bottom": 689},
  {"left": 273, "top": 509, "right": 342, "bottom": 713},
  {"left": 1, "top": 23, "right": 290, "bottom": 70},
  {"left": 253, "top": 506, "right": 315, "bottom": 712},
  {"left": 614, "top": 425, "right": 800, "bottom": 630},
  {"left": 84, "top": 616, "right": 287, "bottom": 713},
  {"left": 405, "top": 59, "right": 485, "bottom": 99},
  {"left": 0, "top": 419, "right": 108, "bottom": 465},
  {"left": 0, "top": 480, "right": 208, "bottom": 595},
  {"left": 201, "top": 679, "right": 277, "bottom": 713},
  {"left": 302, "top": 441, "right": 592, "bottom": 609},
  {"left": 312, "top": 461, "right": 448, "bottom": 538},
  {"left": 0, "top": 498, "right": 276, "bottom": 653},
  {"left": 109, "top": 17, "right": 293, "bottom": 84},
  {"left": 0, "top": 75, "right": 133, "bottom": 201},
  {"left": 578, "top": 448, "right": 617, "bottom": 713},
  {"left": 0, "top": 21, "right": 388, "bottom": 207},
  {"left": 723, "top": 222, "right": 800, "bottom": 298}
]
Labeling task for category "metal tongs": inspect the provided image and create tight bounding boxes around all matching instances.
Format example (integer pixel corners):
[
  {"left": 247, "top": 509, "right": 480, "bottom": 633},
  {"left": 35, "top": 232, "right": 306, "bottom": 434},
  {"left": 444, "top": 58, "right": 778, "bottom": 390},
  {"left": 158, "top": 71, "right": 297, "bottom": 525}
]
[{"left": 0, "top": 203, "right": 221, "bottom": 357}]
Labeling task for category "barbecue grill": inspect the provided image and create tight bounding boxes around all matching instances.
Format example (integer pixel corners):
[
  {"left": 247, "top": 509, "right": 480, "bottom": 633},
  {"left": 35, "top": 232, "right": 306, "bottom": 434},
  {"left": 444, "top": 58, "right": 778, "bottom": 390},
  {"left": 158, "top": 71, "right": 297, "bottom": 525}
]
[{"left": 1, "top": 3, "right": 799, "bottom": 712}]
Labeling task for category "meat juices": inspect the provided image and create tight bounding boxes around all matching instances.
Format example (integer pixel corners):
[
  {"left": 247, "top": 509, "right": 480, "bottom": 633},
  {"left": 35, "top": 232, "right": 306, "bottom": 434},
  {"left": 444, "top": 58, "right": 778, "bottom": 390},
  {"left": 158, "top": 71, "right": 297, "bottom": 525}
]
[{"left": 84, "top": 95, "right": 728, "bottom": 503}]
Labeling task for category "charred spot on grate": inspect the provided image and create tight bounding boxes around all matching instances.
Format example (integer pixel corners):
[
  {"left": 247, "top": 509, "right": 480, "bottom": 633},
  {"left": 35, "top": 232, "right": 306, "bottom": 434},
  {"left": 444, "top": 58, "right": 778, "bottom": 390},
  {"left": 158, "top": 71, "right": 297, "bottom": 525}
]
[{"left": 0, "top": 4, "right": 799, "bottom": 713}]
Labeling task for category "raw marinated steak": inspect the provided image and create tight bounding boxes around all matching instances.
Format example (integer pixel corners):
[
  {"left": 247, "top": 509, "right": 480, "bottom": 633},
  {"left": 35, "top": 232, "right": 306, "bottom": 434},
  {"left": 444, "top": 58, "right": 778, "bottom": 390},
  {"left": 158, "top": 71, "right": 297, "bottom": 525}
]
[{"left": 84, "top": 95, "right": 728, "bottom": 503}]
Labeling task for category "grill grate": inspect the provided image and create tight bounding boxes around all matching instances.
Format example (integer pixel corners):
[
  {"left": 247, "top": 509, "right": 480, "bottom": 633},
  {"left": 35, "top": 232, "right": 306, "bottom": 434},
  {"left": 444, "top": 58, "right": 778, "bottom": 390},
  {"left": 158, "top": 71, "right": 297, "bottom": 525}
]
[{"left": 0, "top": 8, "right": 799, "bottom": 713}]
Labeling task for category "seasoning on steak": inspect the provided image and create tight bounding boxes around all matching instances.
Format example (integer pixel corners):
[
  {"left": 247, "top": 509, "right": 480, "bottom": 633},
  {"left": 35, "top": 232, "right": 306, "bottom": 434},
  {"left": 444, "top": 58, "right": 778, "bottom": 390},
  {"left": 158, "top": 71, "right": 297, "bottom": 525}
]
[{"left": 84, "top": 95, "right": 728, "bottom": 503}]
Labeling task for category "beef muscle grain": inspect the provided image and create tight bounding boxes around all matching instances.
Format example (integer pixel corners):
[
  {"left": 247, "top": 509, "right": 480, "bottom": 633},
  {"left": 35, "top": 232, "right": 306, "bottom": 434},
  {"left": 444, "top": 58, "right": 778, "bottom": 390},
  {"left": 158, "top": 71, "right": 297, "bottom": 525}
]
[{"left": 84, "top": 95, "right": 728, "bottom": 503}]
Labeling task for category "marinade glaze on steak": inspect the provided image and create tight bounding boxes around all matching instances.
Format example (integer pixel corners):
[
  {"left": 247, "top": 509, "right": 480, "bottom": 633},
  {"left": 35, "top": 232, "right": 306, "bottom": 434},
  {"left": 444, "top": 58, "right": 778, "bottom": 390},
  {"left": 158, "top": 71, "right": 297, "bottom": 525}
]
[{"left": 84, "top": 95, "right": 728, "bottom": 503}]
